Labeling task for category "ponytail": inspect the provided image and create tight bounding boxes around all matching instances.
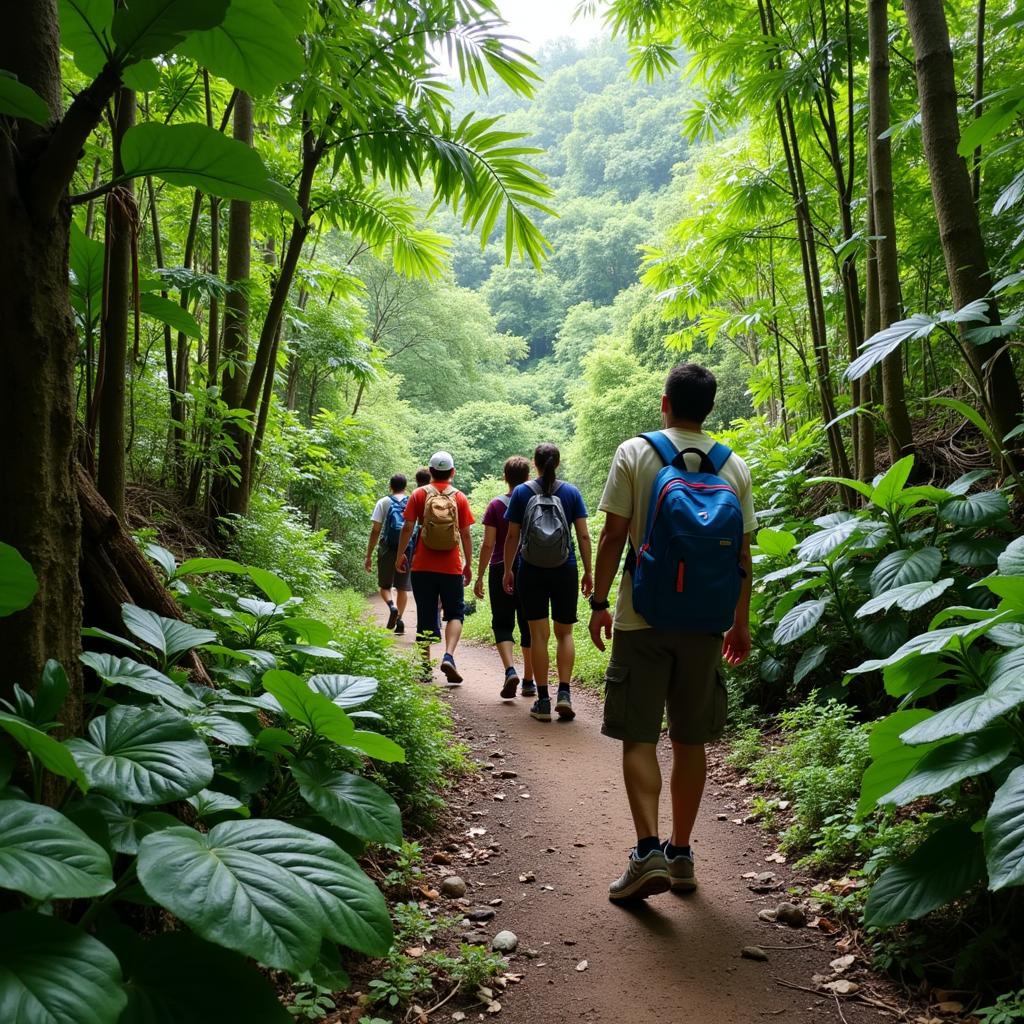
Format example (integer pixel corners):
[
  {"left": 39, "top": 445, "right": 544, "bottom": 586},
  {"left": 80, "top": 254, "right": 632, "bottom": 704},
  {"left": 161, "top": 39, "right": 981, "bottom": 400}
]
[{"left": 534, "top": 443, "right": 560, "bottom": 496}]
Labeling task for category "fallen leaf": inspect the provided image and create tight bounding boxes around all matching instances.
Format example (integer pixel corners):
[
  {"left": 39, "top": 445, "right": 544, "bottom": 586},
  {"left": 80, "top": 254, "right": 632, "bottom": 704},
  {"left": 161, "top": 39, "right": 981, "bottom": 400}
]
[
  {"left": 405, "top": 946, "right": 425, "bottom": 958},
  {"left": 486, "top": 1001, "right": 502, "bottom": 1014},
  {"left": 503, "top": 974, "right": 524, "bottom": 984},
  {"left": 417, "top": 887, "right": 439, "bottom": 900},
  {"left": 765, "top": 852, "right": 787, "bottom": 864},
  {"left": 467, "top": 827, "right": 487, "bottom": 838},
  {"left": 932, "top": 1002, "right": 965, "bottom": 1016},
  {"left": 830, "top": 955, "right": 855, "bottom": 973},
  {"left": 452, "top": 1013, "right": 466, "bottom": 1022},
  {"left": 815, "top": 917, "right": 840, "bottom": 934}
]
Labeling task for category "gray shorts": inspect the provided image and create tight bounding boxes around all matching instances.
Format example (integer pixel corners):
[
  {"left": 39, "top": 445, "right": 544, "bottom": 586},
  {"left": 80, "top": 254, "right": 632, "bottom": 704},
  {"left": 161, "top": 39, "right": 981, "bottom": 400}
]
[
  {"left": 377, "top": 545, "right": 412, "bottom": 591},
  {"left": 601, "top": 628, "right": 726, "bottom": 745}
]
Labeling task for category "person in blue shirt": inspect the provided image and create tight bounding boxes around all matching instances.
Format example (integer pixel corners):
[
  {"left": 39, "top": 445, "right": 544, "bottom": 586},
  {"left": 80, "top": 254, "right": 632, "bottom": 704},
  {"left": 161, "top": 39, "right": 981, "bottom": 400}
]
[{"left": 503, "top": 443, "right": 593, "bottom": 722}]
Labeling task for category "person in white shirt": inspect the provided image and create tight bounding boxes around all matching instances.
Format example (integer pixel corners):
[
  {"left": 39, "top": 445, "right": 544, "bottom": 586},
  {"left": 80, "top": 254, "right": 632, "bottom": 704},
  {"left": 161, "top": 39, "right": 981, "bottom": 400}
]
[
  {"left": 588, "top": 363, "right": 756, "bottom": 902},
  {"left": 365, "top": 473, "right": 413, "bottom": 634}
]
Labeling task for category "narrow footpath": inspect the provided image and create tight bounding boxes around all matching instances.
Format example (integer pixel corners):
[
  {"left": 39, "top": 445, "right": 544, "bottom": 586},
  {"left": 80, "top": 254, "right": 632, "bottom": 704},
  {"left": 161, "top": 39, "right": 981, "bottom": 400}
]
[{"left": 374, "top": 604, "right": 887, "bottom": 1023}]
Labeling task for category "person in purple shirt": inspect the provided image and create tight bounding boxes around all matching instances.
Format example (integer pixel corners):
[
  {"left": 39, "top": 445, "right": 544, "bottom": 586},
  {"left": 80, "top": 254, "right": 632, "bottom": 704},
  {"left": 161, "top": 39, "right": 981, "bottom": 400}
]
[{"left": 474, "top": 456, "right": 535, "bottom": 700}]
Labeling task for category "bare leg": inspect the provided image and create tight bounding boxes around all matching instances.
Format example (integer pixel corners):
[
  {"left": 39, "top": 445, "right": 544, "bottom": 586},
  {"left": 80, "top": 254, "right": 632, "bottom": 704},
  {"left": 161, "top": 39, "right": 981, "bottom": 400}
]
[
  {"left": 669, "top": 742, "right": 706, "bottom": 847},
  {"left": 496, "top": 640, "right": 515, "bottom": 671},
  {"left": 378, "top": 587, "right": 392, "bottom": 609},
  {"left": 444, "top": 617, "right": 463, "bottom": 657},
  {"left": 528, "top": 618, "right": 551, "bottom": 687},
  {"left": 553, "top": 620, "right": 574, "bottom": 683},
  {"left": 396, "top": 588, "right": 408, "bottom": 619},
  {"left": 522, "top": 645, "right": 534, "bottom": 679},
  {"left": 622, "top": 741, "right": 662, "bottom": 841}
]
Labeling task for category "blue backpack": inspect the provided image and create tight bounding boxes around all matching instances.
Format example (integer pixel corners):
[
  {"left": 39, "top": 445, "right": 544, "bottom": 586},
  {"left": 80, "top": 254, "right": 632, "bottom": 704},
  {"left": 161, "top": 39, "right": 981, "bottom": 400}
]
[
  {"left": 628, "top": 431, "right": 746, "bottom": 633},
  {"left": 380, "top": 495, "right": 408, "bottom": 550}
]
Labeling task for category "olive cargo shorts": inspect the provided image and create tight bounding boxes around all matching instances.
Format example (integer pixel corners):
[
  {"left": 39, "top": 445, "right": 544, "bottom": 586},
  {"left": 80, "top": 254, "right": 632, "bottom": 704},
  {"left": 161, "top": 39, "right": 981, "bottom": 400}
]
[{"left": 601, "top": 628, "right": 727, "bottom": 745}]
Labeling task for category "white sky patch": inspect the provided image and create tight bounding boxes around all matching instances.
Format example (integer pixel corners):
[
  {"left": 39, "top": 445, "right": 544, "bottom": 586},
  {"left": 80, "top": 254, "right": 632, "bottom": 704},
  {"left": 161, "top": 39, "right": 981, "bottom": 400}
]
[{"left": 493, "top": 0, "right": 607, "bottom": 51}]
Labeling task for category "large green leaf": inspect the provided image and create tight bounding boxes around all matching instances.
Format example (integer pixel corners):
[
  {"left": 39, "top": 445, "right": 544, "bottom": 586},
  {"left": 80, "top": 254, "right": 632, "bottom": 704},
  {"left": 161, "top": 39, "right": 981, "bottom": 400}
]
[
  {"left": 138, "top": 292, "right": 201, "bottom": 338},
  {"left": 979, "top": 575, "right": 1024, "bottom": 612},
  {"left": 70, "top": 223, "right": 105, "bottom": 319},
  {"left": 948, "top": 536, "right": 1006, "bottom": 567},
  {"left": 0, "top": 911, "right": 126, "bottom": 1024},
  {"left": 263, "top": 670, "right": 355, "bottom": 745},
  {"left": 186, "top": 788, "right": 249, "bottom": 819},
  {"left": 0, "top": 542, "right": 38, "bottom": 617},
  {"left": 869, "top": 547, "right": 941, "bottom": 597},
  {"left": 864, "top": 821, "right": 985, "bottom": 927},
  {"left": 0, "top": 713, "right": 88, "bottom": 790},
  {"left": 0, "top": 72, "right": 50, "bottom": 125},
  {"left": 882, "top": 652, "right": 948, "bottom": 698},
  {"left": 66, "top": 706, "right": 212, "bottom": 804},
  {"left": 80, "top": 651, "right": 199, "bottom": 712},
  {"left": 346, "top": 730, "right": 405, "bottom": 764},
  {"left": 110, "top": 0, "right": 228, "bottom": 62},
  {"left": 137, "top": 819, "right": 391, "bottom": 970},
  {"left": 0, "top": 801, "right": 114, "bottom": 900},
  {"left": 938, "top": 489, "right": 1009, "bottom": 527},
  {"left": 985, "top": 765, "right": 1024, "bottom": 890},
  {"left": 120, "top": 123, "right": 301, "bottom": 219},
  {"left": 755, "top": 527, "right": 797, "bottom": 558},
  {"left": 792, "top": 644, "right": 827, "bottom": 686},
  {"left": 796, "top": 517, "right": 861, "bottom": 560},
  {"left": 293, "top": 760, "right": 402, "bottom": 844},
  {"left": 870, "top": 454, "right": 914, "bottom": 509},
  {"left": 176, "top": 0, "right": 303, "bottom": 95},
  {"left": 878, "top": 728, "right": 1014, "bottom": 806},
  {"left": 121, "top": 604, "right": 216, "bottom": 667},
  {"left": 857, "top": 710, "right": 944, "bottom": 816},
  {"left": 59, "top": 0, "right": 115, "bottom": 77},
  {"left": 36, "top": 660, "right": 70, "bottom": 724},
  {"left": 860, "top": 614, "right": 909, "bottom": 657},
  {"left": 772, "top": 598, "right": 829, "bottom": 646},
  {"left": 997, "top": 536, "right": 1024, "bottom": 576},
  {"left": 856, "top": 579, "right": 954, "bottom": 618},
  {"left": 118, "top": 931, "right": 291, "bottom": 1024},
  {"left": 307, "top": 674, "right": 379, "bottom": 709},
  {"left": 900, "top": 648, "right": 1024, "bottom": 744},
  {"left": 79, "top": 794, "right": 179, "bottom": 855}
]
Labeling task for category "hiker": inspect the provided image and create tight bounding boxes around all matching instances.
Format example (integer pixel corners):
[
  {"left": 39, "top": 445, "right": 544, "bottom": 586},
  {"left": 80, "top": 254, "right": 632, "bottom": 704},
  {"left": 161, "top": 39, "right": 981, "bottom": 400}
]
[
  {"left": 395, "top": 451, "right": 475, "bottom": 684},
  {"left": 503, "top": 443, "right": 592, "bottom": 722},
  {"left": 474, "top": 455, "right": 536, "bottom": 700},
  {"left": 364, "top": 473, "right": 413, "bottom": 634},
  {"left": 587, "top": 363, "right": 755, "bottom": 903}
]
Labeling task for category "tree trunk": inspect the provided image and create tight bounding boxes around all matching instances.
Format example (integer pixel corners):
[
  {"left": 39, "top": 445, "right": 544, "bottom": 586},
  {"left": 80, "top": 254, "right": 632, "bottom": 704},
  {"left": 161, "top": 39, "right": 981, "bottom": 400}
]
[
  {"left": 904, "top": 0, "right": 1023, "bottom": 452},
  {"left": 0, "top": 2, "right": 84, "bottom": 715},
  {"left": 861, "top": 163, "right": 879, "bottom": 482},
  {"left": 210, "top": 92, "right": 253, "bottom": 520},
  {"left": 972, "top": 0, "right": 986, "bottom": 202},
  {"left": 869, "top": 0, "right": 915, "bottom": 461}
]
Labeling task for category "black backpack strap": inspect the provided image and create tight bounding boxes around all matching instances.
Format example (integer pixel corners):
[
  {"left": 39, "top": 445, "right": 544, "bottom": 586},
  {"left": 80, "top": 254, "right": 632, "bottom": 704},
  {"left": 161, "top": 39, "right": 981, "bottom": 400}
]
[{"left": 677, "top": 447, "right": 718, "bottom": 474}]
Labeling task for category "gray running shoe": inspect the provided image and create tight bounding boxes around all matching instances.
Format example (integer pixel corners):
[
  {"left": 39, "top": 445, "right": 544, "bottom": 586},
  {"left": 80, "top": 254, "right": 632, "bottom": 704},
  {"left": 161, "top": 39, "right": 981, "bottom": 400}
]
[
  {"left": 664, "top": 845, "right": 696, "bottom": 892},
  {"left": 608, "top": 849, "right": 670, "bottom": 902},
  {"left": 520, "top": 681, "right": 537, "bottom": 698}
]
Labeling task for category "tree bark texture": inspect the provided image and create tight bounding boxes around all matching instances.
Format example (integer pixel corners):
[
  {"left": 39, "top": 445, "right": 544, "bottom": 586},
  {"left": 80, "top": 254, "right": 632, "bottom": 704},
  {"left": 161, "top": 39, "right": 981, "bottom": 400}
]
[
  {"left": 868, "top": 0, "right": 915, "bottom": 460},
  {"left": 904, "top": 0, "right": 1023, "bottom": 449},
  {"left": 0, "top": 3, "right": 84, "bottom": 716},
  {"left": 861, "top": 163, "right": 879, "bottom": 482}
]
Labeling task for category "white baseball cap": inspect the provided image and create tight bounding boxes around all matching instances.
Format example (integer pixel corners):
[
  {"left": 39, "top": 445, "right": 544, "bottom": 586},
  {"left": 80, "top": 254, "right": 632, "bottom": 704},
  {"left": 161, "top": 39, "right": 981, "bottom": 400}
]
[{"left": 429, "top": 451, "right": 455, "bottom": 472}]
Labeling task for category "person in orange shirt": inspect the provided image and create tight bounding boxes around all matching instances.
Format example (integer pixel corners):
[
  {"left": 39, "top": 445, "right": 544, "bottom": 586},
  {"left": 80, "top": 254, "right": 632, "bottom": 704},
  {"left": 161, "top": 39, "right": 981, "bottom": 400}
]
[{"left": 395, "top": 451, "right": 475, "bottom": 684}]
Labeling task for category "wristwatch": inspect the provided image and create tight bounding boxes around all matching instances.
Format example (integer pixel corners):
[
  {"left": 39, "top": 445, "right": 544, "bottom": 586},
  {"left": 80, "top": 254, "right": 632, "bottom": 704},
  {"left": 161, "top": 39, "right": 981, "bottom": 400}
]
[{"left": 588, "top": 595, "right": 611, "bottom": 612}]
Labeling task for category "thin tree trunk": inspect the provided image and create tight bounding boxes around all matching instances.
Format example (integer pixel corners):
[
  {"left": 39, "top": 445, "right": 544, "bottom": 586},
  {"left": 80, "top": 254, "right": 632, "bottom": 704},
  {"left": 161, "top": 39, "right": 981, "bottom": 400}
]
[
  {"left": 904, "top": 0, "right": 1023, "bottom": 454},
  {"left": 861, "top": 161, "right": 879, "bottom": 482},
  {"left": 869, "top": 0, "right": 915, "bottom": 461},
  {"left": 97, "top": 87, "right": 136, "bottom": 521},
  {"left": 972, "top": 0, "right": 986, "bottom": 203}
]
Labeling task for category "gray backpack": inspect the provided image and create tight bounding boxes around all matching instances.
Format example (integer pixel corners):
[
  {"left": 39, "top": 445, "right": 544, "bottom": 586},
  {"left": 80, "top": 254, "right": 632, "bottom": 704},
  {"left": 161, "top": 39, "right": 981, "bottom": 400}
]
[{"left": 520, "top": 480, "right": 571, "bottom": 568}]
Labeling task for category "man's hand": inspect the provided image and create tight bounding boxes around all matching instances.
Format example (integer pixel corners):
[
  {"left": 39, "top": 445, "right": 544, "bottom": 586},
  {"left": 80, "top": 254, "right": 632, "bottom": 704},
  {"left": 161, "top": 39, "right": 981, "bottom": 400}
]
[
  {"left": 397, "top": 553, "right": 409, "bottom": 574},
  {"left": 503, "top": 568, "right": 515, "bottom": 595},
  {"left": 580, "top": 572, "right": 594, "bottom": 598},
  {"left": 473, "top": 578, "right": 484, "bottom": 600},
  {"left": 463, "top": 564, "right": 472, "bottom": 586},
  {"left": 589, "top": 609, "right": 612, "bottom": 652},
  {"left": 364, "top": 554, "right": 372, "bottom": 573},
  {"left": 723, "top": 623, "right": 752, "bottom": 666}
]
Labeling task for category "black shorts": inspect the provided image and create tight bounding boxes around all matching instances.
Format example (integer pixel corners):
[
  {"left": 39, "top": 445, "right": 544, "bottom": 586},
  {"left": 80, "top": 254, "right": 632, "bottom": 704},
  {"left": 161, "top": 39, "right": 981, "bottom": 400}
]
[
  {"left": 488, "top": 563, "right": 531, "bottom": 647},
  {"left": 410, "top": 571, "right": 465, "bottom": 643},
  {"left": 377, "top": 545, "right": 412, "bottom": 591},
  {"left": 516, "top": 561, "right": 578, "bottom": 625}
]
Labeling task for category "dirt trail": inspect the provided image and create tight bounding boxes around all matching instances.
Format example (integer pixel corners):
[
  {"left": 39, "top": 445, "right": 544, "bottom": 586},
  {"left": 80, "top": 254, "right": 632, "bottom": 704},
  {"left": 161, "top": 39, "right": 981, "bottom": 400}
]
[{"left": 374, "top": 603, "right": 882, "bottom": 1023}]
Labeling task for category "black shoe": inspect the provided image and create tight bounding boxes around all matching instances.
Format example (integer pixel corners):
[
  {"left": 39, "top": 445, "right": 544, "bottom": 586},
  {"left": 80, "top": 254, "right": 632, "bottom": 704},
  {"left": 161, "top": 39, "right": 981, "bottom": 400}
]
[
  {"left": 394, "top": 618, "right": 405, "bottom": 636},
  {"left": 440, "top": 655, "right": 463, "bottom": 685},
  {"left": 520, "top": 680, "right": 537, "bottom": 698},
  {"left": 500, "top": 672, "right": 519, "bottom": 699},
  {"left": 555, "top": 688, "right": 575, "bottom": 721},
  {"left": 386, "top": 605, "right": 399, "bottom": 630}
]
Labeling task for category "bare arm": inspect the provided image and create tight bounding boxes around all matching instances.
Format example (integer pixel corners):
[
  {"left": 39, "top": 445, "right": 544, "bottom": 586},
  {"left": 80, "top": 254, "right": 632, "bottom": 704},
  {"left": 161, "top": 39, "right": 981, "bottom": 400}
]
[
  {"left": 575, "top": 517, "right": 593, "bottom": 595},
  {"left": 502, "top": 523, "right": 521, "bottom": 593},
  {"left": 364, "top": 521, "right": 383, "bottom": 571},
  {"left": 588, "top": 512, "right": 630, "bottom": 651},
  {"left": 460, "top": 526, "right": 473, "bottom": 584},
  {"left": 723, "top": 534, "right": 753, "bottom": 666},
  {"left": 475, "top": 525, "right": 497, "bottom": 598},
  {"left": 395, "top": 522, "right": 415, "bottom": 572}
]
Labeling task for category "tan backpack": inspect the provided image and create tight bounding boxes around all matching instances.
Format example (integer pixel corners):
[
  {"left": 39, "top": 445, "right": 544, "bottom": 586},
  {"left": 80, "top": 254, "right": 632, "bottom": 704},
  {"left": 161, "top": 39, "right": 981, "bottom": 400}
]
[{"left": 421, "top": 485, "right": 460, "bottom": 550}]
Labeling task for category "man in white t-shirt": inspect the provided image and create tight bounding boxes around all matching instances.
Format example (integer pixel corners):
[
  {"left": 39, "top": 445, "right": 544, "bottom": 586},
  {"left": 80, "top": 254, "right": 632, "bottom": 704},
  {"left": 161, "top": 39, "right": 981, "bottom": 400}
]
[
  {"left": 365, "top": 473, "right": 413, "bottom": 634},
  {"left": 588, "top": 363, "right": 756, "bottom": 903}
]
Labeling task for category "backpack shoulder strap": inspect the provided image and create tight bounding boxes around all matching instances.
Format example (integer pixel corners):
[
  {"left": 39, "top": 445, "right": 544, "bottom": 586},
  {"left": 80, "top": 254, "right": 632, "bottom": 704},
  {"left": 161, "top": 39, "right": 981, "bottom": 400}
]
[
  {"left": 497, "top": 494, "right": 511, "bottom": 507},
  {"left": 525, "top": 479, "right": 542, "bottom": 496},
  {"left": 639, "top": 430, "right": 679, "bottom": 466},
  {"left": 706, "top": 442, "right": 733, "bottom": 474}
]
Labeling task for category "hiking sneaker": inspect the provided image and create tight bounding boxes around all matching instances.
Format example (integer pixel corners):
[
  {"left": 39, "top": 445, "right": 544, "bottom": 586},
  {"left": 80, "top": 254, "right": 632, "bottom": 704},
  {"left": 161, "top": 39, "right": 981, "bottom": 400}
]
[
  {"left": 439, "top": 654, "right": 463, "bottom": 685},
  {"left": 386, "top": 605, "right": 399, "bottom": 630},
  {"left": 394, "top": 618, "right": 405, "bottom": 636},
  {"left": 529, "top": 697, "right": 552, "bottom": 721},
  {"left": 608, "top": 849, "right": 671, "bottom": 903},
  {"left": 520, "top": 681, "right": 537, "bottom": 698},
  {"left": 555, "top": 688, "right": 575, "bottom": 721},
  {"left": 500, "top": 672, "right": 519, "bottom": 700},
  {"left": 663, "top": 844, "right": 697, "bottom": 892}
]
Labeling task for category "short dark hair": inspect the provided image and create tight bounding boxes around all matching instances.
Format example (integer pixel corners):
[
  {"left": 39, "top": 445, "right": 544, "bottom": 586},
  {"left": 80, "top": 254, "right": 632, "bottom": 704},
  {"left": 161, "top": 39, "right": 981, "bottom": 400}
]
[
  {"left": 415, "top": 468, "right": 430, "bottom": 487},
  {"left": 665, "top": 363, "right": 717, "bottom": 425},
  {"left": 389, "top": 473, "right": 407, "bottom": 493},
  {"left": 429, "top": 466, "right": 455, "bottom": 482},
  {"left": 504, "top": 456, "right": 530, "bottom": 488}
]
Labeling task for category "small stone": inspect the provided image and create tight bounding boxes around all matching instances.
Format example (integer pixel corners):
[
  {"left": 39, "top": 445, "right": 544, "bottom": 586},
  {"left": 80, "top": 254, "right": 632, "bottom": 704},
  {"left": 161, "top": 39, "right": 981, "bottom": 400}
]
[
  {"left": 774, "top": 902, "right": 807, "bottom": 928},
  {"left": 576, "top": 960, "right": 588, "bottom": 972},
  {"left": 822, "top": 980, "right": 859, "bottom": 995},
  {"left": 469, "top": 908, "right": 496, "bottom": 922},
  {"left": 499, "top": 769, "right": 518, "bottom": 778},
  {"left": 717, "top": 813, "right": 728, "bottom": 821},
  {"left": 741, "top": 946, "right": 769, "bottom": 962},
  {"left": 519, "top": 871, "right": 535, "bottom": 883},
  {"left": 489, "top": 898, "right": 503, "bottom": 906},
  {"left": 757, "top": 909, "right": 778, "bottom": 923},
  {"left": 564, "top": 939, "right": 577, "bottom": 945},
  {"left": 461, "top": 930, "right": 488, "bottom": 944},
  {"left": 491, "top": 930, "right": 518, "bottom": 953},
  {"left": 546, "top": 847, "right": 556, "bottom": 853},
  {"left": 489, "top": 751, "right": 504, "bottom": 758},
  {"left": 523, "top": 948, "right": 541, "bottom": 959},
  {"left": 440, "top": 876, "right": 467, "bottom": 898},
  {"left": 830, "top": 955, "right": 855, "bottom": 973}
]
